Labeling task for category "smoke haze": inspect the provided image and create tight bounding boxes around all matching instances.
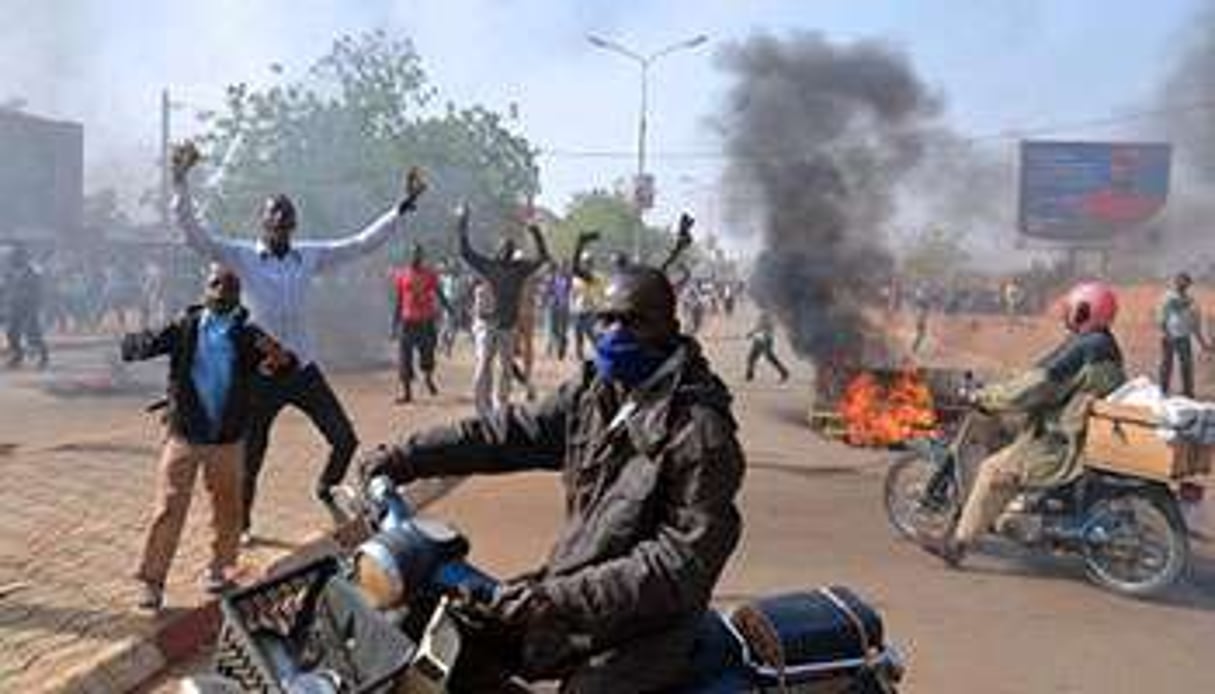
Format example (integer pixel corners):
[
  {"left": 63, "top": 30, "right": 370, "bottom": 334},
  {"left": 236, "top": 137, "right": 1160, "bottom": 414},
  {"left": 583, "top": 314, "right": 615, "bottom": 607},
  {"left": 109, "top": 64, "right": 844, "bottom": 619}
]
[{"left": 716, "top": 32, "right": 942, "bottom": 364}]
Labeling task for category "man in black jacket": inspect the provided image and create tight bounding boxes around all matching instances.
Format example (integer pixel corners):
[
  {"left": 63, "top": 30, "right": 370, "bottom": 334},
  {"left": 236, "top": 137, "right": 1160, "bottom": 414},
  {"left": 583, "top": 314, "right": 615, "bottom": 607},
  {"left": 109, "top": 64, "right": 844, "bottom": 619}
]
[
  {"left": 457, "top": 206, "right": 550, "bottom": 416},
  {"left": 361, "top": 265, "right": 746, "bottom": 692},
  {"left": 122, "top": 264, "right": 293, "bottom": 612}
]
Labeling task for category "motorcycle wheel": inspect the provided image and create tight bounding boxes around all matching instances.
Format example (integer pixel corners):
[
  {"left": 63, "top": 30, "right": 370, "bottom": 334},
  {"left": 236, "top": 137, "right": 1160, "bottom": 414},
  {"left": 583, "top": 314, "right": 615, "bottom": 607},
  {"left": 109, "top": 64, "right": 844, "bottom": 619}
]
[
  {"left": 883, "top": 452, "right": 959, "bottom": 542},
  {"left": 1081, "top": 488, "right": 1189, "bottom": 597}
]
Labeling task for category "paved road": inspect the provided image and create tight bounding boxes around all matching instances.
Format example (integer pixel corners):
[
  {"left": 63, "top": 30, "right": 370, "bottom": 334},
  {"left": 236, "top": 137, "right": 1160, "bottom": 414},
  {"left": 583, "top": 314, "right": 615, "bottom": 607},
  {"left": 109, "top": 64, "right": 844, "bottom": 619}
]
[
  {"left": 4, "top": 316, "right": 1214, "bottom": 692},
  {"left": 424, "top": 372, "right": 1215, "bottom": 694}
]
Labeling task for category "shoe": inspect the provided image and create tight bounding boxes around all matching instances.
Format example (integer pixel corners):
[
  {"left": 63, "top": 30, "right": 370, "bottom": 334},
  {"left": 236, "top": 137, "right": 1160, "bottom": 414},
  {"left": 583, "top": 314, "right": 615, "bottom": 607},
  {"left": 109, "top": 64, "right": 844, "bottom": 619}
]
[
  {"left": 314, "top": 485, "right": 335, "bottom": 505},
  {"left": 424, "top": 374, "right": 438, "bottom": 396},
  {"left": 200, "top": 568, "right": 235, "bottom": 595},
  {"left": 922, "top": 536, "right": 966, "bottom": 569},
  {"left": 135, "top": 579, "right": 164, "bottom": 613}
]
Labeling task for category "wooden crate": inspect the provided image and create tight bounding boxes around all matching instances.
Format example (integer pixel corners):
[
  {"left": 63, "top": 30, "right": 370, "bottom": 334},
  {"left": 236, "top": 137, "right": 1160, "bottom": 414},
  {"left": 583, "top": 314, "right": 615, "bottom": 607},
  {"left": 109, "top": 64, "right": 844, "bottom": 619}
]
[{"left": 1084, "top": 400, "right": 1213, "bottom": 481}]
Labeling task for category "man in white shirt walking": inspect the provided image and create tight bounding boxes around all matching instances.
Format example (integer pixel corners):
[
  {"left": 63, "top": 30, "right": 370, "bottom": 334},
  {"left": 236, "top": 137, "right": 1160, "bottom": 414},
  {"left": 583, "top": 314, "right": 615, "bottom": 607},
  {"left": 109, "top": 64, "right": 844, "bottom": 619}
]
[
  {"left": 170, "top": 142, "right": 427, "bottom": 538},
  {"left": 1157, "top": 272, "right": 1210, "bottom": 398}
]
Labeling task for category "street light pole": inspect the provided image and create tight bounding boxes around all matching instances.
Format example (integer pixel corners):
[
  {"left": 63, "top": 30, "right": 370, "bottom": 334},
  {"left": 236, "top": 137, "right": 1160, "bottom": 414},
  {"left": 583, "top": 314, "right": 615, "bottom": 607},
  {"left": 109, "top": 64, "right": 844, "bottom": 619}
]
[
  {"left": 587, "top": 33, "right": 708, "bottom": 261},
  {"left": 160, "top": 88, "right": 171, "bottom": 232},
  {"left": 638, "top": 61, "right": 648, "bottom": 205}
]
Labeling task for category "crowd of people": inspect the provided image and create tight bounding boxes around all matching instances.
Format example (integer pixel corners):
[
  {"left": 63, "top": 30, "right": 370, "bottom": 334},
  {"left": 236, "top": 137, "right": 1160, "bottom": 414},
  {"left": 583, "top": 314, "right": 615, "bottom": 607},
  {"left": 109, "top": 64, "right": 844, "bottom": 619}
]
[
  {"left": 8, "top": 160, "right": 1214, "bottom": 688},
  {"left": 96, "top": 142, "right": 762, "bottom": 619}
]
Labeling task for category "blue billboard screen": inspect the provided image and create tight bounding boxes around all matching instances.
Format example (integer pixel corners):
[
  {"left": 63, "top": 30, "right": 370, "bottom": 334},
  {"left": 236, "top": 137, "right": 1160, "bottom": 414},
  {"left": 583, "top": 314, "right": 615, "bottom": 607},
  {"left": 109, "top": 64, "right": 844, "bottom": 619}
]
[{"left": 1018, "top": 141, "right": 1171, "bottom": 241}]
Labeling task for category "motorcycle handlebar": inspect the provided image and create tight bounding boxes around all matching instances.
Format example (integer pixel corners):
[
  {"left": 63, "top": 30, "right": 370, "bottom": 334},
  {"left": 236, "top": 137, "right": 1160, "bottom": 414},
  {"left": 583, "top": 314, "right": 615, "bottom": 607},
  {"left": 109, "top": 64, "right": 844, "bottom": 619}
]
[{"left": 367, "top": 476, "right": 415, "bottom": 527}]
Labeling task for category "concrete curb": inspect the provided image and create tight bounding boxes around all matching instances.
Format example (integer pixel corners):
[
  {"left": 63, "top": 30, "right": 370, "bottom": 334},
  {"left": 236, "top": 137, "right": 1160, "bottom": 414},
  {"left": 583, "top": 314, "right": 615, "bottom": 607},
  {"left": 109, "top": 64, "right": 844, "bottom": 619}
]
[
  {"left": 40, "top": 483, "right": 457, "bottom": 693},
  {"left": 41, "top": 528, "right": 356, "bottom": 694}
]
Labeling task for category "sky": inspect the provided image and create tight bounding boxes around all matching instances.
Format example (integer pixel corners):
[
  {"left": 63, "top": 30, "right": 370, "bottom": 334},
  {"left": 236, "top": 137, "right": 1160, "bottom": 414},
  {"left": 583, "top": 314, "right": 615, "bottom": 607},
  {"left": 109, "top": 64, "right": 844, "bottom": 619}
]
[{"left": 0, "top": 0, "right": 1205, "bottom": 249}]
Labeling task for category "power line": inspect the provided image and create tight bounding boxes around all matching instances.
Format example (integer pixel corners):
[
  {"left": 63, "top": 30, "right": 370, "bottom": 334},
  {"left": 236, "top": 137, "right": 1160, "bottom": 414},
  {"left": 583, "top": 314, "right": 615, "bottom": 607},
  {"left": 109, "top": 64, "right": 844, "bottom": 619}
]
[{"left": 535, "top": 99, "right": 1215, "bottom": 161}]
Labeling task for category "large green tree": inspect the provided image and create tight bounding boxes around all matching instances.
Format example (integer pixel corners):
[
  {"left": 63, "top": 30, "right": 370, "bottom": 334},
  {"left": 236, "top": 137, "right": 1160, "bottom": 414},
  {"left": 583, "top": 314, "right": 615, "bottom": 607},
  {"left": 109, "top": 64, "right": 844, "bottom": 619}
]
[
  {"left": 192, "top": 30, "right": 539, "bottom": 257},
  {"left": 549, "top": 190, "right": 680, "bottom": 266}
]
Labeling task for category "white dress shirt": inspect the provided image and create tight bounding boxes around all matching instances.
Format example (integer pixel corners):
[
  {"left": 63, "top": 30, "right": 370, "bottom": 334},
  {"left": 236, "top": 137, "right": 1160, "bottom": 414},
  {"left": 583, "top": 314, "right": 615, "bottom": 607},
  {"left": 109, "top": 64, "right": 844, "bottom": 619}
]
[{"left": 173, "top": 181, "right": 403, "bottom": 366}]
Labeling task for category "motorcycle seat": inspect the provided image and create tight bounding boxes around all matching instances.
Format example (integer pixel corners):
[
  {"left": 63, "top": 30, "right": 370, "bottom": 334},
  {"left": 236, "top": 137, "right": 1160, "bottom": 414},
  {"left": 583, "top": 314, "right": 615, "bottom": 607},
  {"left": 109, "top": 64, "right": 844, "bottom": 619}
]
[{"left": 729, "top": 586, "right": 886, "bottom": 683}]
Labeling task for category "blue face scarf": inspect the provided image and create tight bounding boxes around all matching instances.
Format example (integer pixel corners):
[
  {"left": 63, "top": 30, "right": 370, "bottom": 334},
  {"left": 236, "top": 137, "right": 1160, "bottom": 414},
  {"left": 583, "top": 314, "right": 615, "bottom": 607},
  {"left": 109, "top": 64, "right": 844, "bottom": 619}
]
[{"left": 593, "top": 328, "right": 671, "bottom": 387}]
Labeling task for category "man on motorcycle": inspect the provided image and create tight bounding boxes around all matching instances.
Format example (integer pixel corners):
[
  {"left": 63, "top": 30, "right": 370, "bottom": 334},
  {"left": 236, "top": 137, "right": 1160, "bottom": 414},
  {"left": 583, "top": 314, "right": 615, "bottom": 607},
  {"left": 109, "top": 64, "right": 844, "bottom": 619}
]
[
  {"left": 360, "top": 264, "right": 746, "bottom": 692},
  {"left": 932, "top": 281, "right": 1127, "bottom": 566}
]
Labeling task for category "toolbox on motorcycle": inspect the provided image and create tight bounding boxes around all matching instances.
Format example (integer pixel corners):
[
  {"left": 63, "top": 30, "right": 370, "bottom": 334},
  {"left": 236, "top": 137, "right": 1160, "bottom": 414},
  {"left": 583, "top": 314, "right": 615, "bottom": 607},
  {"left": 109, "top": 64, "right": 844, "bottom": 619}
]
[
  {"left": 215, "top": 555, "right": 413, "bottom": 693},
  {"left": 1084, "top": 401, "right": 1213, "bottom": 481},
  {"left": 729, "top": 586, "right": 886, "bottom": 685}
]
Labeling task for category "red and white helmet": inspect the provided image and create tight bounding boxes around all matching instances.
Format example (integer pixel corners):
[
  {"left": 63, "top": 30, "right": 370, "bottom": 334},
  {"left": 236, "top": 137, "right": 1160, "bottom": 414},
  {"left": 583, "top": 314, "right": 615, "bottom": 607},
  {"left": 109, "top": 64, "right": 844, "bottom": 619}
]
[{"left": 1058, "top": 281, "right": 1118, "bottom": 333}]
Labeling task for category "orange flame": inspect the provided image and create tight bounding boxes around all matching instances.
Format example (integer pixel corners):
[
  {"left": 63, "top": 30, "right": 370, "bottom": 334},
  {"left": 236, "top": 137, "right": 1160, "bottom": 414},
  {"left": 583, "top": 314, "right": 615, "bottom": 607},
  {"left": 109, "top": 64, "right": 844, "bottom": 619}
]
[{"left": 837, "top": 370, "right": 938, "bottom": 446}]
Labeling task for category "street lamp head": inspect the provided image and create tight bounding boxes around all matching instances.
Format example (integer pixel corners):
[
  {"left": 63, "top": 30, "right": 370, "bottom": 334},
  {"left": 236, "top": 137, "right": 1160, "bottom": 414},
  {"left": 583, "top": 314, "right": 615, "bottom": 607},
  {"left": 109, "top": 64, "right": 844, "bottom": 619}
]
[
  {"left": 586, "top": 34, "right": 611, "bottom": 48},
  {"left": 685, "top": 35, "right": 709, "bottom": 49}
]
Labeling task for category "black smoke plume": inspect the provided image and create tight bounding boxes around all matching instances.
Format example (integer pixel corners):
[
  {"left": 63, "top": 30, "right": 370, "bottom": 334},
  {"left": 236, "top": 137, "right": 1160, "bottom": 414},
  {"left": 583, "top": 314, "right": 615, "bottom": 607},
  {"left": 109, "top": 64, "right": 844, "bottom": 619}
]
[
  {"left": 1154, "top": 2, "right": 1215, "bottom": 265},
  {"left": 1161, "top": 4, "right": 1215, "bottom": 184},
  {"left": 716, "top": 33, "right": 942, "bottom": 365}
]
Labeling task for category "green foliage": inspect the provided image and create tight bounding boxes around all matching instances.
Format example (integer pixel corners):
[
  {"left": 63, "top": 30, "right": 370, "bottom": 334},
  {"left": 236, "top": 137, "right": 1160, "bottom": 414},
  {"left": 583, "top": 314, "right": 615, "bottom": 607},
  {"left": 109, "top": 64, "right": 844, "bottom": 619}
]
[
  {"left": 192, "top": 30, "right": 538, "bottom": 259},
  {"left": 548, "top": 190, "right": 676, "bottom": 265}
]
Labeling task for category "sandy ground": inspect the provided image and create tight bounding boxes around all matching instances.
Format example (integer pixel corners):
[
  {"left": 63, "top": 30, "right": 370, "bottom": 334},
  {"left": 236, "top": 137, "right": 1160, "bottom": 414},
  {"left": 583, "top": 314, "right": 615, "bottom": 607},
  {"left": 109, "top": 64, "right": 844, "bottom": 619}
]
[{"left": 4, "top": 304, "right": 1215, "bottom": 693}]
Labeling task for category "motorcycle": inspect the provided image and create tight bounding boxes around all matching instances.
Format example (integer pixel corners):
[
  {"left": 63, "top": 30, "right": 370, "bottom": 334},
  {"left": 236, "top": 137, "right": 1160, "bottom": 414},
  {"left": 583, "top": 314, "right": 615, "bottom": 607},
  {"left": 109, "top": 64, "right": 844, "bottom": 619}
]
[
  {"left": 187, "top": 477, "right": 905, "bottom": 693},
  {"left": 884, "top": 406, "right": 1190, "bottom": 597}
]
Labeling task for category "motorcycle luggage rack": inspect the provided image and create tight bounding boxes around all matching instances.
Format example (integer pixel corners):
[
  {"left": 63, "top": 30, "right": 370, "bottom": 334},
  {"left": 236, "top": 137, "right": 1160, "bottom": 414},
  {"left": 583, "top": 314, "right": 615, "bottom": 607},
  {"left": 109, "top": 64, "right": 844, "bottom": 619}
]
[{"left": 214, "top": 555, "right": 413, "bottom": 693}]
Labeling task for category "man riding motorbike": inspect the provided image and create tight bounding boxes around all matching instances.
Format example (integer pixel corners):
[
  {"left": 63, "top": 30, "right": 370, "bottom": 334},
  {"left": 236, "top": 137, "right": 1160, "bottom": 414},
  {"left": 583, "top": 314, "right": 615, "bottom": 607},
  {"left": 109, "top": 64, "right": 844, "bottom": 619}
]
[
  {"left": 930, "top": 281, "right": 1127, "bottom": 566},
  {"left": 359, "top": 264, "right": 746, "bottom": 692}
]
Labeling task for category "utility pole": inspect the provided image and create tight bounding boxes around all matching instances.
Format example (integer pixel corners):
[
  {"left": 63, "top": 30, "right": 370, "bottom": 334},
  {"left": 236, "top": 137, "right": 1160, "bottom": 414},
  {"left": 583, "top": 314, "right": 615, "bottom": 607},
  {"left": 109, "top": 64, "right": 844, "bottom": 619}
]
[{"left": 160, "top": 88, "right": 170, "bottom": 234}]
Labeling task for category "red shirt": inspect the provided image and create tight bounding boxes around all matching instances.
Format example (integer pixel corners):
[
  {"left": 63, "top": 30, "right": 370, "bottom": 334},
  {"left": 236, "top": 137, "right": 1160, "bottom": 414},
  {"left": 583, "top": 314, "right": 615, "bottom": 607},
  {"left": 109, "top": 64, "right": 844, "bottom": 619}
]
[{"left": 393, "top": 265, "right": 441, "bottom": 322}]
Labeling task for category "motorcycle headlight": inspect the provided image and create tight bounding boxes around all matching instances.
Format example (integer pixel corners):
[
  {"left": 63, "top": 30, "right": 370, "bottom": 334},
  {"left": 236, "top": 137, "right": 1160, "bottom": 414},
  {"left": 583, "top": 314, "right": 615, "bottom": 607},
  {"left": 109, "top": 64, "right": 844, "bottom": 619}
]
[
  {"left": 353, "top": 538, "right": 406, "bottom": 609},
  {"left": 352, "top": 519, "right": 469, "bottom": 610}
]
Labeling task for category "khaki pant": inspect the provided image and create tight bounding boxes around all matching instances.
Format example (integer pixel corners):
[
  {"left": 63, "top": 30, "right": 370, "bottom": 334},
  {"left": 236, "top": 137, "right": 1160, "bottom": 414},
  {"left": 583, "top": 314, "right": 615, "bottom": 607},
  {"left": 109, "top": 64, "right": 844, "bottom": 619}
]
[
  {"left": 136, "top": 438, "right": 244, "bottom": 586},
  {"left": 953, "top": 444, "right": 1025, "bottom": 545}
]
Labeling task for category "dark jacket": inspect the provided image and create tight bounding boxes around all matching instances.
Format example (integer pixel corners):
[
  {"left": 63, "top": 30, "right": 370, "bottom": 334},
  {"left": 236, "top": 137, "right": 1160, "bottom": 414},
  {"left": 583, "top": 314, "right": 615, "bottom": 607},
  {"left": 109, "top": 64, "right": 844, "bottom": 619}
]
[
  {"left": 384, "top": 337, "right": 745, "bottom": 690},
  {"left": 121, "top": 306, "right": 284, "bottom": 444},
  {"left": 459, "top": 233, "right": 549, "bottom": 330},
  {"left": 3, "top": 264, "right": 41, "bottom": 316}
]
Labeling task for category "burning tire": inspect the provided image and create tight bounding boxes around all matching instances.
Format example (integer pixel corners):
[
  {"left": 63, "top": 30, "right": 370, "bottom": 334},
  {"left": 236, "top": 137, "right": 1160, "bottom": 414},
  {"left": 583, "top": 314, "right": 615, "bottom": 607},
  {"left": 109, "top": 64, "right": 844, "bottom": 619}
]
[{"left": 884, "top": 452, "right": 960, "bottom": 541}]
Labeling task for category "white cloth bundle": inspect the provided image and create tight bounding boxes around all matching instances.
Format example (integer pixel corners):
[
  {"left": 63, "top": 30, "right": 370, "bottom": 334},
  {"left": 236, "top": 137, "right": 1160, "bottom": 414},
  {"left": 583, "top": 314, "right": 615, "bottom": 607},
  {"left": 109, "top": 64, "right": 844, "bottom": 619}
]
[{"left": 1105, "top": 376, "right": 1215, "bottom": 445}]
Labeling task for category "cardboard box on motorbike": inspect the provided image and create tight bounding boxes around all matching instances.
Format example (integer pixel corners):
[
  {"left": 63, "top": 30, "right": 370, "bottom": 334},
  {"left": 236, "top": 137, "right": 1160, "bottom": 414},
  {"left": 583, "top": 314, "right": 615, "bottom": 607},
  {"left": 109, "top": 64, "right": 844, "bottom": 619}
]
[{"left": 1085, "top": 400, "right": 1214, "bottom": 481}]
